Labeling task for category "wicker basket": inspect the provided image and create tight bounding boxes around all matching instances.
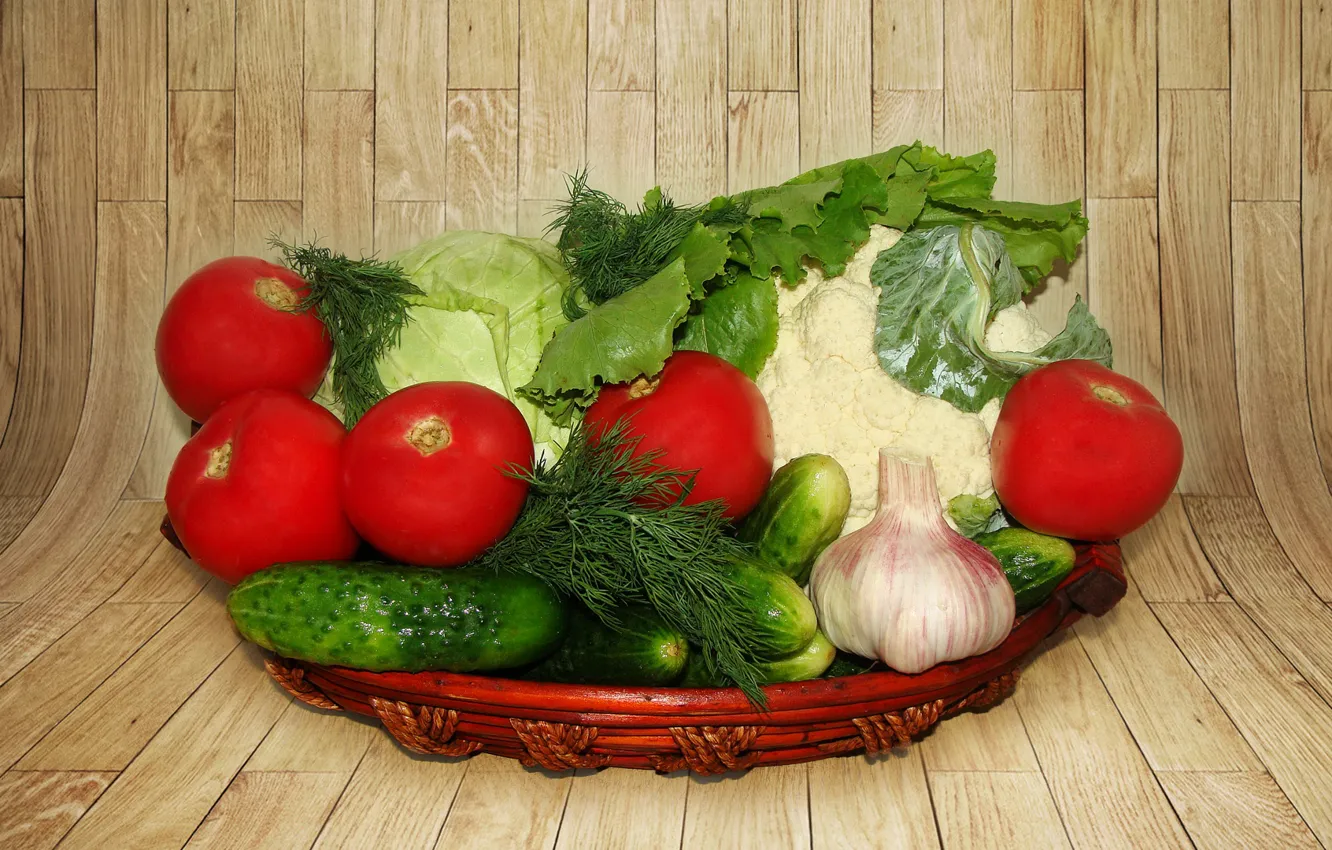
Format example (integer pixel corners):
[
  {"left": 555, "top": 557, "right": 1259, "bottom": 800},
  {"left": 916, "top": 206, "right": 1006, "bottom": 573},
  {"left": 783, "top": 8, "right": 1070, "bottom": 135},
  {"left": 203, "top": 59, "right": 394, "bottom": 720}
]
[{"left": 163, "top": 519, "right": 1124, "bottom": 774}]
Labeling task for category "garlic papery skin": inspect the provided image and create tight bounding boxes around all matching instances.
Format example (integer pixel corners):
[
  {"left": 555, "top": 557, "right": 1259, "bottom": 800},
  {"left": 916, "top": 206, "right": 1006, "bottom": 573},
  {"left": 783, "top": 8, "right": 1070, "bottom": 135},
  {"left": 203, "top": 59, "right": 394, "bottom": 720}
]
[{"left": 807, "top": 449, "right": 1016, "bottom": 674}]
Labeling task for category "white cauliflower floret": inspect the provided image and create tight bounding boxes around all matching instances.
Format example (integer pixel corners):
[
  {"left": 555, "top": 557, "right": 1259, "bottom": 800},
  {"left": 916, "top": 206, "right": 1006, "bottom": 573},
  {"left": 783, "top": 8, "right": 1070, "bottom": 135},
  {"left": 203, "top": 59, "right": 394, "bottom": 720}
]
[{"left": 757, "top": 225, "right": 1052, "bottom": 534}]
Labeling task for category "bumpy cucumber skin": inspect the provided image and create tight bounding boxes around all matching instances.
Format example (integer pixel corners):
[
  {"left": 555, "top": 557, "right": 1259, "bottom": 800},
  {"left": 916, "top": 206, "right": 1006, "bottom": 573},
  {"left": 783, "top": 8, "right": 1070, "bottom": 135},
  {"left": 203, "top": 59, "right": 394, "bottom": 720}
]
[
  {"left": 680, "top": 630, "right": 835, "bottom": 687},
  {"left": 731, "top": 562, "right": 819, "bottom": 659},
  {"left": 527, "top": 606, "right": 689, "bottom": 686},
  {"left": 975, "top": 528, "right": 1076, "bottom": 613},
  {"left": 227, "top": 562, "right": 567, "bottom": 672},
  {"left": 739, "top": 454, "right": 851, "bottom": 585}
]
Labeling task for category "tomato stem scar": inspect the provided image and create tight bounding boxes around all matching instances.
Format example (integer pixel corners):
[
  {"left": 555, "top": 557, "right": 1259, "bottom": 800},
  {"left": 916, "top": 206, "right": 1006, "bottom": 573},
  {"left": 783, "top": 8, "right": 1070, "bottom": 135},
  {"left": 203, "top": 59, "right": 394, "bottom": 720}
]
[
  {"left": 1092, "top": 385, "right": 1128, "bottom": 405},
  {"left": 629, "top": 375, "right": 661, "bottom": 399},
  {"left": 254, "top": 277, "right": 300, "bottom": 311},
  {"left": 407, "top": 416, "right": 451, "bottom": 456},
  {"left": 205, "top": 440, "right": 233, "bottom": 479}
]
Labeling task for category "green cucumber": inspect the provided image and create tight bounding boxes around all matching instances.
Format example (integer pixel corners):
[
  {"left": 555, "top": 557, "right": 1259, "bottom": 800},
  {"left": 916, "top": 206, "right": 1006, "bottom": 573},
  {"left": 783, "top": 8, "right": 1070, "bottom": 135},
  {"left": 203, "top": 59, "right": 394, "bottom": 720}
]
[
  {"left": 975, "top": 528, "right": 1076, "bottom": 613},
  {"left": 526, "top": 606, "right": 689, "bottom": 686},
  {"left": 731, "top": 561, "right": 819, "bottom": 659},
  {"left": 227, "top": 562, "right": 567, "bottom": 672},
  {"left": 739, "top": 454, "right": 851, "bottom": 585},
  {"left": 680, "top": 630, "right": 836, "bottom": 686},
  {"left": 823, "top": 651, "right": 878, "bottom": 678}
]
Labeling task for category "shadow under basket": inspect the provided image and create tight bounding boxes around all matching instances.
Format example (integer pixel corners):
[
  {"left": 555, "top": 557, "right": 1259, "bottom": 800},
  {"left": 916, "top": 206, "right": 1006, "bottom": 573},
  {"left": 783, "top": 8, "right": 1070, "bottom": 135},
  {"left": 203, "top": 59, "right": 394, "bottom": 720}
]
[{"left": 162, "top": 517, "right": 1125, "bottom": 775}]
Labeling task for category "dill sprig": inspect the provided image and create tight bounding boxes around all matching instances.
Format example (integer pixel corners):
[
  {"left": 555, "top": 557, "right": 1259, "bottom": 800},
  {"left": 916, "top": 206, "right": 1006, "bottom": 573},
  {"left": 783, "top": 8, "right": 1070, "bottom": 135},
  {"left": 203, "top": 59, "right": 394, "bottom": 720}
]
[
  {"left": 477, "top": 419, "right": 771, "bottom": 706},
  {"left": 272, "top": 239, "right": 424, "bottom": 426},
  {"left": 550, "top": 171, "right": 748, "bottom": 319}
]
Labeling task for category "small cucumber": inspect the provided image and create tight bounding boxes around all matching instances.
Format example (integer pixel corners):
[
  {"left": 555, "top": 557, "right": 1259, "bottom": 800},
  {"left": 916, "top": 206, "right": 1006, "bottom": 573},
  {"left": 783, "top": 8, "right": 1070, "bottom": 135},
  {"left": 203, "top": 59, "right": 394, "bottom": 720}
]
[
  {"left": 822, "top": 651, "right": 878, "bottom": 678},
  {"left": 731, "top": 560, "right": 819, "bottom": 659},
  {"left": 975, "top": 528, "right": 1076, "bottom": 613},
  {"left": 526, "top": 606, "right": 689, "bottom": 686},
  {"left": 739, "top": 454, "right": 851, "bottom": 585},
  {"left": 227, "top": 562, "right": 567, "bottom": 672},
  {"left": 680, "top": 630, "right": 836, "bottom": 687}
]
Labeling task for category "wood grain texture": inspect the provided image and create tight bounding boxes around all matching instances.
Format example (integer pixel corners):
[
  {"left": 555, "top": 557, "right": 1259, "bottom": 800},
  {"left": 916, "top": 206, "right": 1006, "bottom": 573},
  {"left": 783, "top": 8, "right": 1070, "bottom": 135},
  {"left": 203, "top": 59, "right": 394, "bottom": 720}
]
[
  {"left": 555, "top": 769, "right": 687, "bottom": 850},
  {"left": 682, "top": 764, "right": 810, "bottom": 850},
  {"left": 233, "top": 200, "right": 302, "bottom": 258},
  {"left": 1013, "top": 0, "right": 1083, "bottom": 90},
  {"left": 109, "top": 538, "right": 208, "bottom": 603},
  {"left": 1158, "top": 0, "right": 1228, "bottom": 89},
  {"left": 305, "top": 0, "right": 375, "bottom": 90},
  {"left": 245, "top": 700, "right": 376, "bottom": 773},
  {"left": 304, "top": 90, "right": 375, "bottom": 257},
  {"left": 588, "top": 0, "right": 654, "bottom": 91},
  {"left": 873, "top": 91, "right": 943, "bottom": 154},
  {"left": 446, "top": 89, "right": 518, "bottom": 232},
  {"left": 586, "top": 90, "right": 655, "bottom": 203},
  {"left": 1157, "top": 771, "right": 1321, "bottom": 850},
  {"left": 918, "top": 701, "right": 1040, "bottom": 772},
  {"left": 23, "top": 0, "right": 94, "bottom": 89},
  {"left": 519, "top": 0, "right": 588, "bottom": 200},
  {"left": 1085, "top": 0, "right": 1155, "bottom": 198},
  {"left": 375, "top": 0, "right": 449, "bottom": 202},
  {"left": 1310, "top": 0, "right": 1332, "bottom": 90},
  {"left": 0, "top": 199, "right": 20, "bottom": 447},
  {"left": 1086, "top": 198, "right": 1160, "bottom": 399},
  {"left": 1305, "top": 94, "right": 1332, "bottom": 488},
  {"left": 1232, "top": 0, "right": 1300, "bottom": 200},
  {"left": 1122, "top": 495, "right": 1227, "bottom": 603},
  {"left": 730, "top": 0, "right": 797, "bottom": 91},
  {"left": 943, "top": 0, "right": 1011, "bottom": 198},
  {"left": 872, "top": 0, "right": 941, "bottom": 90},
  {"left": 97, "top": 0, "right": 167, "bottom": 201},
  {"left": 168, "top": 0, "right": 236, "bottom": 90},
  {"left": 808, "top": 749, "right": 940, "bottom": 849},
  {"left": 449, "top": 0, "right": 518, "bottom": 89},
  {"left": 798, "top": 0, "right": 871, "bottom": 169},
  {"left": 0, "top": 0, "right": 21, "bottom": 196},
  {"left": 186, "top": 771, "right": 349, "bottom": 850},
  {"left": 375, "top": 201, "right": 449, "bottom": 256},
  {"left": 929, "top": 772, "right": 1071, "bottom": 850},
  {"left": 0, "top": 91, "right": 96, "bottom": 500},
  {"left": 236, "top": 0, "right": 303, "bottom": 199},
  {"left": 656, "top": 0, "right": 726, "bottom": 202},
  {"left": 1158, "top": 90, "right": 1252, "bottom": 496},
  {"left": 432, "top": 755, "right": 572, "bottom": 850},
  {"left": 0, "top": 770, "right": 114, "bottom": 850},
  {"left": 728, "top": 91, "right": 799, "bottom": 192}
]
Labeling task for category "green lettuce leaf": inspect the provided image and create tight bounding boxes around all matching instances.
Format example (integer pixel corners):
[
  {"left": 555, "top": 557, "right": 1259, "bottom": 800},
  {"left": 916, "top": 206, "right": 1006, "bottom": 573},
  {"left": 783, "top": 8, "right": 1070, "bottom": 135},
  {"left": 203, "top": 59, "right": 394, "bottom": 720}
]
[
  {"left": 520, "top": 258, "right": 694, "bottom": 417},
  {"left": 872, "top": 224, "right": 1111, "bottom": 413},
  {"left": 675, "top": 272, "right": 780, "bottom": 378},
  {"left": 918, "top": 197, "right": 1089, "bottom": 288}
]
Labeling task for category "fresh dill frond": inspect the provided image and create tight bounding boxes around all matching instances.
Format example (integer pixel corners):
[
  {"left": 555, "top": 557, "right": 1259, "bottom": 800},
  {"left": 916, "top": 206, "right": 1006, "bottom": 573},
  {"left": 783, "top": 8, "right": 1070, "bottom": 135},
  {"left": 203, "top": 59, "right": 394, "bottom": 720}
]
[
  {"left": 550, "top": 171, "right": 747, "bottom": 319},
  {"left": 476, "top": 418, "right": 771, "bottom": 706},
  {"left": 272, "top": 239, "right": 424, "bottom": 426}
]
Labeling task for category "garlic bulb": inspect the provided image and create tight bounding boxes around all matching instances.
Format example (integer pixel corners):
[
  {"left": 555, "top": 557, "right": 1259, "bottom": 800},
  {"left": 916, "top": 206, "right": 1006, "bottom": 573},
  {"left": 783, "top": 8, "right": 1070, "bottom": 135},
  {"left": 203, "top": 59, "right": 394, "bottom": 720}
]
[{"left": 808, "top": 449, "right": 1016, "bottom": 673}]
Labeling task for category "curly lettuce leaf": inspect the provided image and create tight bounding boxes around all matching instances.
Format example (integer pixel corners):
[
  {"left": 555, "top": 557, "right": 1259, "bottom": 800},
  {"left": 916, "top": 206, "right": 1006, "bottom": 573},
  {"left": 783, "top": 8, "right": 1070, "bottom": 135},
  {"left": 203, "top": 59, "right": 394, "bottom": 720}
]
[
  {"left": 918, "top": 197, "right": 1089, "bottom": 288},
  {"left": 675, "top": 272, "right": 780, "bottom": 378},
  {"left": 872, "top": 224, "right": 1111, "bottom": 413}
]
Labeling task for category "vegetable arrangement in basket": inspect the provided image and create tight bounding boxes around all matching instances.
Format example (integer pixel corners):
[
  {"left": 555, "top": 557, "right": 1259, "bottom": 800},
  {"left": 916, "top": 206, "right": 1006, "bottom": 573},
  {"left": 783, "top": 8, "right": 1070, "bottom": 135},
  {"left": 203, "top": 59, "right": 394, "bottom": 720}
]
[{"left": 154, "top": 143, "right": 1185, "bottom": 709}]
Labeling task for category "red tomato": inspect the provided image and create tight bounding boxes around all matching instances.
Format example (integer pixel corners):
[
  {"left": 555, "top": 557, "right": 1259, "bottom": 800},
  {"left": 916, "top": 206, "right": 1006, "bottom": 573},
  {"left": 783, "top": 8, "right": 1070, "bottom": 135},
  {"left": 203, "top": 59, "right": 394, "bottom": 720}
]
[
  {"left": 156, "top": 257, "right": 332, "bottom": 422},
  {"left": 584, "top": 350, "right": 775, "bottom": 521},
  {"left": 990, "top": 360, "right": 1184, "bottom": 541},
  {"left": 340, "top": 382, "right": 534, "bottom": 567},
  {"left": 165, "top": 389, "right": 359, "bottom": 583}
]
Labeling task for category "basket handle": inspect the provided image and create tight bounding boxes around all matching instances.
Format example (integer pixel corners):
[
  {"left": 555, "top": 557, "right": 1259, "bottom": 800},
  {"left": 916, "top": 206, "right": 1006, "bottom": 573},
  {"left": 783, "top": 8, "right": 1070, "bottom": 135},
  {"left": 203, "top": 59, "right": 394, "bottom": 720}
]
[{"left": 1058, "top": 542, "right": 1127, "bottom": 618}]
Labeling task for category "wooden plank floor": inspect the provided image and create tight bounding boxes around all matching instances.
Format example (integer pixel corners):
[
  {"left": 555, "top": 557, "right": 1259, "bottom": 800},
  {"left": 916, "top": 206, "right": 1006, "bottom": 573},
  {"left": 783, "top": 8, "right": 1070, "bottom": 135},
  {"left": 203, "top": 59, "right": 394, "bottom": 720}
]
[{"left": 1, "top": 1, "right": 1330, "bottom": 847}]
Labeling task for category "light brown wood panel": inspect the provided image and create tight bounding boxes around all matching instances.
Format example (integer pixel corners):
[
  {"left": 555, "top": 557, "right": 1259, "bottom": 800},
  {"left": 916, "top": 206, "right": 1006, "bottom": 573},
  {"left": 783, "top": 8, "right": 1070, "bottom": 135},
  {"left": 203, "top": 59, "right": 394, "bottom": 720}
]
[
  {"left": 1310, "top": 0, "right": 1332, "bottom": 90},
  {"left": 1158, "top": 0, "right": 1227, "bottom": 89},
  {"left": 929, "top": 772, "right": 1070, "bottom": 850},
  {"left": 310, "top": 733, "right": 468, "bottom": 849},
  {"left": 305, "top": 0, "right": 374, "bottom": 90},
  {"left": 1074, "top": 587, "right": 1261, "bottom": 771},
  {"left": 0, "top": 0, "right": 21, "bottom": 196},
  {"left": 1233, "top": 201, "right": 1332, "bottom": 599},
  {"left": 168, "top": 0, "right": 236, "bottom": 90},
  {"left": 375, "top": 0, "right": 449, "bottom": 202},
  {"left": 17, "top": 580, "right": 237, "bottom": 772},
  {"left": 128, "top": 90, "right": 235, "bottom": 499},
  {"left": 1012, "top": 633, "right": 1191, "bottom": 849},
  {"left": 873, "top": 90, "right": 943, "bottom": 150},
  {"left": 1014, "top": 91, "right": 1087, "bottom": 336},
  {"left": 872, "top": 0, "right": 941, "bottom": 90},
  {"left": 22, "top": 0, "right": 94, "bottom": 89},
  {"left": 449, "top": 0, "right": 518, "bottom": 89},
  {"left": 446, "top": 89, "right": 518, "bottom": 233},
  {"left": 109, "top": 538, "right": 209, "bottom": 603},
  {"left": 433, "top": 755, "right": 571, "bottom": 849},
  {"left": 1013, "top": 0, "right": 1083, "bottom": 90},
  {"left": 0, "top": 199, "right": 20, "bottom": 446},
  {"left": 656, "top": 0, "right": 726, "bottom": 203},
  {"left": 0, "top": 602, "right": 13, "bottom": 621},
  {"left": 1155, "top": 602, "right": 1332, "bottom": 844},
  {"left": 0, "top": 90, "right": 95, "bottom": 500},
  {"left": 808, "top": 750, "right": 940, "bottom": 849},
  {"left": 1157, "top": 771, "right": 1320, "bottom": 850},
  {"left": 1085, "top": 0, "right": 1155, "bottom": 198},
  {"left": 519, "top": 1, "right": 588, "bottom": 200},
  {"left": 943, "top": 0, "right": 1011, "bottom": 198},
  {"left": 1305, "top": 94, "right": 1332, "bottom": 486},
  {"left": 245, "top": 702, "right": 376, "bottom": 773},
  {"left": 728, "top": 91, "right": 799, "bottom": 192},
  {"left": 682, "top": 764, "right": 810, "bottom": 850},
  {"left": 1232, "top": 0, "right": 1300, "bottom": 200},
  {"left": 729, "top": 0, "right": 797, "bottom": 91},
  {"left": 304, "top": 90, "right": 376, "bottom": 257},
  {"left": 554, "top": 769, "right": 687, "bottom": 850},
  {"left": 187, "top": 771, "right": 349, "bottom": 850},
  {"left": 588, "top": 0, "right": 654, "bottom": 91},
  {"left": 586, "top": 90, "right": 655, "bottom": 203},
  {"left": 0, "top": 601, "right": 177, "bottom": 773},
  {"left": 1158, "top": 89, "right": 1252, "bottom": 496},
  {"left": 517, "top": 199, "right": 560, "bottom": 240},
  {"left": 97, "top": 0, "right": 167, "bottom": 201},
  {"left": 374, "top": 201, "right": 449, "bottom": 256},
  {"left": 918, "top": 701, "right": 1040, "bottom": 772},
  {"left": 1123, "top": 495, "right": 1227, "bottom": 603},
  {"left": 0, "top": 203, "right": 165, "bottom": 598},
  {"left": 0, "top": 498, "right": 38, "bottom": 554},
  {"left": 234, "top": 200, "right": 303, "bottom": 258},
  {"left": 1086, "top": 198, "right": 1161, "bottom": 400},
  {"left": 798, "top": 0, "right": 871, "bottom": 169},
  {"left": 0, "top": 770, "right": 114, "bottom": 850},
  {"left": 236, "top": 0, "right": 303, "bottom": 200},
  {"left": 57, "top": 644, "right": 289, "bottom": 850}
]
